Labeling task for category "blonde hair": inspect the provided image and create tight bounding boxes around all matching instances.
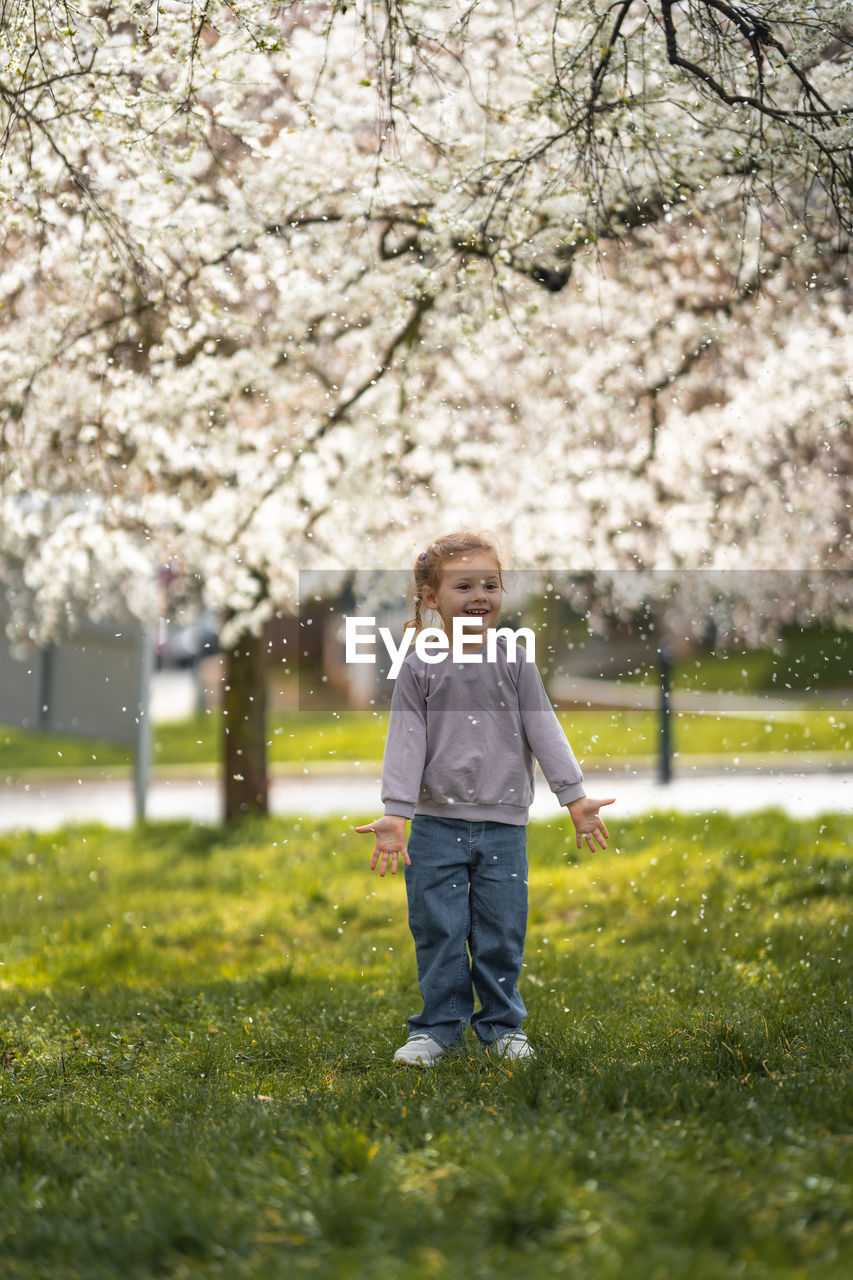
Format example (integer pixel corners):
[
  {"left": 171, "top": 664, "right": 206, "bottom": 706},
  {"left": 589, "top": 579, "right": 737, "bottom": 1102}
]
[{"left": 404, "top": 530, "right": 505, "bottom": 634}]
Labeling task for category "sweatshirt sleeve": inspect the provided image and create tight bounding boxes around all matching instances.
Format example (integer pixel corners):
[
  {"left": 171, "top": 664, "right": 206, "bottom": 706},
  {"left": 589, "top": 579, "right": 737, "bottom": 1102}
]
[
  {"left": 515, "top": 659, "right": 586, "bottom": 805},
  {"left": 381, "top": 659, "right": 428, "bottom": 819}
]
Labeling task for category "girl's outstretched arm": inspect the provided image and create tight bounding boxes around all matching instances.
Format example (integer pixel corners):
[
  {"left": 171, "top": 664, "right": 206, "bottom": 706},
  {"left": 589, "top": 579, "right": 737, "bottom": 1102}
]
[
  {"left": 355, "top": 815, "right": 410, "bottom": 877},
  {"left": 567, "top": 796, "right": 615, "bottom": 851}
]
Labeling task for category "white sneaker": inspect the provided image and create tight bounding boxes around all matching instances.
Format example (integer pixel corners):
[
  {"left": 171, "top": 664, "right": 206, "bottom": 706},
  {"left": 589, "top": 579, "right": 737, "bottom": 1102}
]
[
  {"left": 393, "top": 1034, "right": 446, "bottom": 1066},
  {"left": 492, "top": 1031, "right": 534, "bottom": 1060}
]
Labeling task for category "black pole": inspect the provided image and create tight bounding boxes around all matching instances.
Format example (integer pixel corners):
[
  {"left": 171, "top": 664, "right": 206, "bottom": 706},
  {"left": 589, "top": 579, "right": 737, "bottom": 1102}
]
[
  {"left": 657, "top": 641, "right": 673, "bottom": 785},
  {"left": 37, "top": 645, "right": 54, "bottom": 729}
]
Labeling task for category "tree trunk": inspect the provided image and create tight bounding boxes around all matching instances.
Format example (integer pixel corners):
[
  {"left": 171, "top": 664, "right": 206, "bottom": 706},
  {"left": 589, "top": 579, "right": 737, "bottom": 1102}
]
[{"left": 223, "top": 630, "right": 269, "bottom": 820}]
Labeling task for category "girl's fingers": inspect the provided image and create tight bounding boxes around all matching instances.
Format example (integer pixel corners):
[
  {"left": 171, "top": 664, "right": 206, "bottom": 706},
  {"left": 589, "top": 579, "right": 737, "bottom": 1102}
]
[
  {"left": 578, "top": 820, "right": 609, "bottom": 851},
  {"left": 369, "top": 843, "right": 410, "bottom": 874}
]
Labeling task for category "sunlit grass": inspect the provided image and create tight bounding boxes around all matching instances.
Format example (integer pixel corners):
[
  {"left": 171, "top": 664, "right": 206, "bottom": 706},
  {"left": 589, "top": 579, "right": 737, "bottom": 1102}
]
[
  {"left": 1, "top": 811, "right": 851, "bottom": 1279},
  {"left": 560, "top": 705, "right": 849, "bottom": 763},
  {"left": 658, "top": 626, "right": 853, "bottom": 694},
  {"left": 3, "top": 624, "right": 849, "bottom": 776},
  {"left": 1, "top": 702, "right": 849, "bottom": 780},
  {"left": 559, "top": 624, "right": 853, "bottom": 694}
]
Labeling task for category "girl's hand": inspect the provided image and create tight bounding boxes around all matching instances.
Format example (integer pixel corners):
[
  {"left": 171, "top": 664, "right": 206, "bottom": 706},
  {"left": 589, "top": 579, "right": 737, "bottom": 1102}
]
[
  {"left": 355, "top": 815, "right": 411, "bottom": 877},
  {"left": 567, "top": 796, "right": 615, "bottom": 851}
]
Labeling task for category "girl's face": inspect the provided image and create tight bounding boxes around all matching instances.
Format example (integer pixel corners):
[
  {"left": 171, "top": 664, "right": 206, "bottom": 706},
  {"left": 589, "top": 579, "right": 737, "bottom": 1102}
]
[{"left": 420, "top": 551, "right": 503, "bottom": 639}]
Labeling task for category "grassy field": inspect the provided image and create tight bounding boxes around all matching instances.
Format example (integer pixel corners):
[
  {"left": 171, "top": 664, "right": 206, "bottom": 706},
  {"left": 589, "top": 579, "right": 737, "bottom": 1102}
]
[
  {"left": 1, "top": 810, "right": 851, "bottom": 1279},
  {"left": 2, "top": 623, "right": 849, "bottom": 775},
  {"left": 1, "top": 701, "right": 850, "bottom": 777},
  {"left": 593, "top": 625, "right": 853, "bottom": 694}
]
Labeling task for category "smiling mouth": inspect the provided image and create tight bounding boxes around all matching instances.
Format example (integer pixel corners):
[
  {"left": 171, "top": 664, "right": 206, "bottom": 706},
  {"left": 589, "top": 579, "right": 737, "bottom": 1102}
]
[{"left": 464, "top": 609, "right": 489, "bottom": 616}]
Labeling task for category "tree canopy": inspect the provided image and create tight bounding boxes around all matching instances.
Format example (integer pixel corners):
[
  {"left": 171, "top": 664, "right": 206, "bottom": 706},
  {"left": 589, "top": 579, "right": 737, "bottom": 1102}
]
[
  {"left": 1, "top": 1, "right": 850, "bottom": 816},
  {"left": 344, "top": 1, "right": 853, "bottom": 264},
  {"left": 1, "top": 1, "right": 850, "bottom": 646}
]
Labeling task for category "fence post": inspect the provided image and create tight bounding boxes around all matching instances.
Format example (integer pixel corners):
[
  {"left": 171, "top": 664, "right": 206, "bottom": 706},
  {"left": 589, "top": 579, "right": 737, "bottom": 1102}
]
[
  {"left": 657, "top": 641, "right": 673, "bottom": 785},
  {"left": 134, "top": 623, "right": 155, "bottom": 823}
]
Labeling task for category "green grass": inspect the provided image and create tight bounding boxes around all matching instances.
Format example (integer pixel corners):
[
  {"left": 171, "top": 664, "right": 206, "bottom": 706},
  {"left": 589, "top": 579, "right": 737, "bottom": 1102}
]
[
  {"left": 1, "top": 811, "right": 852, "bottom": 1279},
  {"left": 1, "top": 701, "right": 849, "bottom": 779},
  {"left": 544, "top": 623, "right": 853, "bottom": 693},
  {"left": 3, "top": 624, "right": 849, "bottom": 776},
  {"left": 670, "top": 626, "right": 853, "bottom": 694}
]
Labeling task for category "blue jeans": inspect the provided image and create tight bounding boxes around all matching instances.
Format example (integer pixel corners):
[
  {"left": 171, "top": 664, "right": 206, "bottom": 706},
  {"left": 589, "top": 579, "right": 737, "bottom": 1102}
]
[{"left": 404, "top": 814, "right": 529, "bottom": 1047}]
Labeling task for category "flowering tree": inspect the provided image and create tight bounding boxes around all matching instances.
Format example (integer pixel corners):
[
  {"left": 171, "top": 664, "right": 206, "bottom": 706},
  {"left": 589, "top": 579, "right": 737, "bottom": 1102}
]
[
  {"left": 326, "top": 0, "right": 853, "bottom": 583},
  {"left": 0, "top": 3, "right": 456, "bottom": 815},
  {"left": 346, "top": 1, "right": 853, "bottom": 267},
  {"left": 1, "top": 2, "right": 850, "bottom": 817}
]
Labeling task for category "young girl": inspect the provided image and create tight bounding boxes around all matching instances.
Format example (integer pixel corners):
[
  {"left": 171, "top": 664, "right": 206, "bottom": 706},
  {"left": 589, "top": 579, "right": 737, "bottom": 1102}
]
[{"left": 356, "top": 531, "right": 614, "bottom": 1065}]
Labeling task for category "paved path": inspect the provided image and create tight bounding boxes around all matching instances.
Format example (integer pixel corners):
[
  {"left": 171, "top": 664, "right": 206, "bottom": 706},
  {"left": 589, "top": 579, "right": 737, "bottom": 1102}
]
[{"left": 1, "top": 765, "right": 849, "bottom": 831}]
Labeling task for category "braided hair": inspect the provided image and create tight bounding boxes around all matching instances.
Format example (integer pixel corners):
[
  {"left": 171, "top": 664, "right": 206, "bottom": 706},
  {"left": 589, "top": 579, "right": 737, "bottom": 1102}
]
[{"left": 404, "top": 530, "right": 505, "bottom": 634}]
